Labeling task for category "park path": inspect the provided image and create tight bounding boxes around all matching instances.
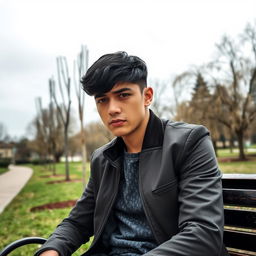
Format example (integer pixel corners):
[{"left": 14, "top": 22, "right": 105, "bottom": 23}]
[{"left": 0, "top": 165, "right": 33, "bottom": 214}]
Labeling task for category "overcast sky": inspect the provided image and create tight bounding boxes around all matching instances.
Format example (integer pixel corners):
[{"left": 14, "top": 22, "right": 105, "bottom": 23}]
[{"left": 0, "top": 0, "right": 256, "bottom": 139}]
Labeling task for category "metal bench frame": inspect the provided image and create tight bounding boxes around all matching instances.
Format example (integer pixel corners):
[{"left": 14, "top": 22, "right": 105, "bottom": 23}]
[{"left": 0, "top": 237, "right": 46, "bottom": 256}]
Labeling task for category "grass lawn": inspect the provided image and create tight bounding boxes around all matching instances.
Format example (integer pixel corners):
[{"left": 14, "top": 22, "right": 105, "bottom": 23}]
[
  {"left": 0, "top": 167, "right": 9, "bottom": 175},
  {"left": 218, "top": 157, "right": 256, "bottom": 173},
  {"left": 217, "top": 147, "right": 256, "bottom": 158},
  {"left": 217, "top": 147, "right": 256, "bottom": 174},
  {"left": 0, "top": 162, "right": 91, "bottom": 256}
]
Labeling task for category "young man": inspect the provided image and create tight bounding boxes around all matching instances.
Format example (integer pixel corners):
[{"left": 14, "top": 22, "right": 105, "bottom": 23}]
[{"left": 36, "top": 52, "right": 227, "bottom": 256}]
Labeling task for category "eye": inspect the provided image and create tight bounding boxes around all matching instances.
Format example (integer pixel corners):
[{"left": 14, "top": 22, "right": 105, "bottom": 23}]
[
  {"left": 119, "top": 93, "right": 131, "bottom": 98},
  {"left": 96, "top": 97, "right": 107, "bottom": 104}
]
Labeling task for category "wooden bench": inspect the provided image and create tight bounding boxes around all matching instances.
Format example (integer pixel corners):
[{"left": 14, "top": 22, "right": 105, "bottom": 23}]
[
  {"left": 1, "top": 174, "right": 255, "bottom": 256},
  {"left": 222, "top": 173, "right": 256, "bottom": 256}
]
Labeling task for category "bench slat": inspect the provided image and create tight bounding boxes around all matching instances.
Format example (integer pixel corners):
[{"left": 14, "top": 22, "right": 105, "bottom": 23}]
[
  {"left": 223, "top": 188, "right": 256, "bottom": 207},
  {"left": 224, "top": 229, "right": 256, "bottom": 252},
  {"left": 222, "top": 179, "right": 256, "bottom": 190},
  {"left": 228, "top": 251, "right": 255, "bottom": 256},
  {"left": 224, "top": 208, "right": 256, "bottom": 229}
]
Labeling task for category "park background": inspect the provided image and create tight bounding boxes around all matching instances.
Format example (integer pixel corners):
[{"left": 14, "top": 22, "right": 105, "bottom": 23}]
[{"left": 0, "top": 0, "right": 256, "bottom": 255}]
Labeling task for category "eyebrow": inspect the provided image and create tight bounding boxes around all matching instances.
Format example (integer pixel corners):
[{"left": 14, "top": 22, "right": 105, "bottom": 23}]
[{"left": 94, "top": 87, "right": 132, "bottom": 99}]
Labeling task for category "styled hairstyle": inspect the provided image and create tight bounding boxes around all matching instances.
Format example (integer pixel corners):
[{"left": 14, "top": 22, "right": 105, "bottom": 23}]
[{"left": 81, "top": 51, "right": 148, "bottom": 96}]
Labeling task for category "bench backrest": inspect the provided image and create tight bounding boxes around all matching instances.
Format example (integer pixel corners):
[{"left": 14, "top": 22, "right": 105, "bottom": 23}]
[{"left": 222, "top": 174, "right": 256, "bottom": 256}]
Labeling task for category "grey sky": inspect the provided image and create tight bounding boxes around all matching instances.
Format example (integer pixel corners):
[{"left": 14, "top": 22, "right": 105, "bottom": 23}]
[{"left": 0, "top": 0, "right": 256, "bottom": 138}]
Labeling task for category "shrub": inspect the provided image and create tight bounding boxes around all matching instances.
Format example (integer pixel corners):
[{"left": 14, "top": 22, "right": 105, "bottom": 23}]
[{"left": 0, "top": 158, "right": 11, "bottom": 168}]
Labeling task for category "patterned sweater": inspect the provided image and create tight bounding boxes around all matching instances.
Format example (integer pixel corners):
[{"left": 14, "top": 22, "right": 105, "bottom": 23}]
[{"left": 101, "top": 152, "right": 157, "bottom": 256}]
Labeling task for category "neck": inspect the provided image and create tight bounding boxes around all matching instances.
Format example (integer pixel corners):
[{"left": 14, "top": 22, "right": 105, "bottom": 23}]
[{"left": 122, "top": 109, "right": 150, "bottom": 153}]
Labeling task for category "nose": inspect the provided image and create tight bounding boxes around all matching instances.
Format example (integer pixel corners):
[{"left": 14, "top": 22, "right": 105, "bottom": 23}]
[{"left": 108, "top": 98, "right": 121, "bottom": 116}]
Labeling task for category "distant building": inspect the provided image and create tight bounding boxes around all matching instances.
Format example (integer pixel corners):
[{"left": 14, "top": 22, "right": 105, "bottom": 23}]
[
  {"left": 60, "top": 155, "right": 82, "bottom": 162},
  {"left": 0, "top": 142, "right": 15, "bottom": 159}
]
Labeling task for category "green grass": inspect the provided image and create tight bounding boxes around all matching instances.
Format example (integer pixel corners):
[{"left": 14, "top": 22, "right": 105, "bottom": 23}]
[
  {"left": 218, "top": 157, "right": 256, "bottom": 173},
  {"left": 0, "top": 162, "right": 91, "bottom": 256},
  {"left": 0, "top": 167, "right": 9, "bottom": 175},
  {"left": 217, "top": 147, "right": 256, "bottom": 158},
  {"left": 216, "top": 147, "right": 256, "bottom": 174}
]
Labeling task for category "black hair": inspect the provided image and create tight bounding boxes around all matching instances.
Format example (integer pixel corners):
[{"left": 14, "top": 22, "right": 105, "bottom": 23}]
[{"left": 81, "top": 51, "right": 148, "bottom": 96}]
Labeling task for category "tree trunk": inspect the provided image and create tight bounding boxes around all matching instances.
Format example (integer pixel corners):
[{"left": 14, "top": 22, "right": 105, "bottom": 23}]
[
  {"left": 81, "top": 143, "right": 87, "bottom": 187},
  {"left": 80, "top": 121, "right": 87, "bottom": 187},
  {"left": 54, "top": 154, "right": 61, "bottom": 163},
  {"left": 64, "top": 127, "right": 70, "bottom": 181},
  {"left": 212, "top": 140, "right": 218, "bottom": 157},
  {"left": 49, "top": 158, "right": 56, "bottom": 176},
  {"left": 221, "top": 136, "right": 226, "bottom": 149},
  {"left": 236, "top": 130, "right": 246, "bottom": 160},
  {"left": 51, "top": 141, "right": 56, "bottom": 175},
  {"left": 52, "top": 161, "right": 56, "bottom": 176},
  {"left": 229, "top": 138, "right": 234, "bottom": 153}
]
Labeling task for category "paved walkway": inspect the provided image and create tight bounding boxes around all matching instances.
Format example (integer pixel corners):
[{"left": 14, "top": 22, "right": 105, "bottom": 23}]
[{"left": 0, "top": 165, "right": 33, "bottom": 214}]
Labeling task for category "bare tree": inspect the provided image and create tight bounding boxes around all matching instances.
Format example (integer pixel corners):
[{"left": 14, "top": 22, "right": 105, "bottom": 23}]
[
  {"left": 33, "top": 98, "right": 65, "bottom": 172},
  {"left": 48, "top": 83, "right": 56, "bottom": 174},
  {"left": 0, "top": 122, "right": 7, "bottom": 141},
  {"left": 168, "top": 21, "right": 256, "bottom": 160},
  {"left": 30, "top": 101, "right": 49, "bottom": 164},
  {"left": 85, "top": 122, "right": 113, "bottom": 158},
  {"left": 174, "top": 72, "right": 221, "bottom": 154},
  {"left": 150, "top": 79, "right": 173, "bottom": 118},
  {"left": 73, "top": 45, "right": 89, "bottom": 186},
  {"left": 210, "top": 28, "right": 256, "bottom": 160},
  {"left": 49, "top": 56, "right": 72, "bottom": 180},
  {"left": 172, "top": 72, "right": 194, "bottom": 106},
  {"left": 34, "top": 97, "right": 51, "bottom": 165}
]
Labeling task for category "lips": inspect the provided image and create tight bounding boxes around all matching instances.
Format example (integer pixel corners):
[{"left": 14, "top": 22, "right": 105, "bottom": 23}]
[{"left": 109, "top": 119, "right": 126, "bottom": 127}]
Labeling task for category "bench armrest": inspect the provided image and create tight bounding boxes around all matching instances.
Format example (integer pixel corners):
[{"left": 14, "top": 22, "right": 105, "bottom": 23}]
[{"left": 0, "top": 237, "right": 46, "bottom": 256}]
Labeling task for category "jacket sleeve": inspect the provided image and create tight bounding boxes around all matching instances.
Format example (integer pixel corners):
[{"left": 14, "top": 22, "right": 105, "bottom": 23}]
[
  {"left": 145, "top": 125, "right": 224, "bottom": 256},
  {"left": 35, "top": 162, "right": 96, "bottom": 256}
]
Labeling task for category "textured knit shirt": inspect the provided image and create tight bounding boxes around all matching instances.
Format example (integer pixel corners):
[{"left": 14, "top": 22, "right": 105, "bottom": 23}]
[{"left": 101, "top": 151, "right": 157, "bottom": 256}]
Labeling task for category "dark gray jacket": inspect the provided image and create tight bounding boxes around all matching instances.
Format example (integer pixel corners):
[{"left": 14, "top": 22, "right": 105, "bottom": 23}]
[{"left": 36, "top": 111, "right": 225, "bottom": 256}]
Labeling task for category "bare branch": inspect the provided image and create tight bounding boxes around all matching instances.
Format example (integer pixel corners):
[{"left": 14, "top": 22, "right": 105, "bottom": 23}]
[{"left": 56, "top": 57, "right": 67, "bottom": 111}]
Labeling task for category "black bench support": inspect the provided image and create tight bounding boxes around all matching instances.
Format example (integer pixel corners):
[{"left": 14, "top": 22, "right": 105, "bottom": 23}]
[{"left": 0, "top": 237, "right": 46, "bottom": 256}]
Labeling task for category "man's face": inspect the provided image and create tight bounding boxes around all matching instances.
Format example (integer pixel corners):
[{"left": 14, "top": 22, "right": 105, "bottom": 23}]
[{"left": 94, "top": 82, "right": 152, "bottom": 139}]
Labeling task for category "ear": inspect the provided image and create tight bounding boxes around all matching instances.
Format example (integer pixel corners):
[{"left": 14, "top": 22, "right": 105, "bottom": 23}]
[{"left": 143, "top": 87, "right": 153, "bottom": 107}]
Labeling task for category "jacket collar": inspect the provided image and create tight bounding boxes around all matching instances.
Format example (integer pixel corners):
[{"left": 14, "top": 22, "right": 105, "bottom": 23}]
[
  {"left": 141, "top": 109, "right": 165, "bottom": 150},
  {"left": 103, "top": 110, "right": 166, "bottom": 164}
]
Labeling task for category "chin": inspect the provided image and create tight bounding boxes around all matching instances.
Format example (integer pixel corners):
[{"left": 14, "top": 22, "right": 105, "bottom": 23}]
[
  {"left": 111, "top": 128, "right": 129, "bottom": 137},
  {"left": 112, "top": 131, "right": 126, "bottom": 137}
]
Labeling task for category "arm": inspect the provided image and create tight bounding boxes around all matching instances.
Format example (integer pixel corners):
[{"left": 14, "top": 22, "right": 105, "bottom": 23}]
[
  {"left": 38, "top": 250, "right": 59, "bottom": 256},
  {"left": 145, "top": 126, "right": 224, "bottom": 256},
  {"left": 35, "top": 174, "right": 95, "bottom": 256}
]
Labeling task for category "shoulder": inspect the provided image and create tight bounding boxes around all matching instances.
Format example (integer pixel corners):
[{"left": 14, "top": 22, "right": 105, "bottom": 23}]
[
  {"left": 164, "top": 120, "right": 209, "bottom": 143},
  {"left": 165, "top": 120, "right": 209, "bottom": 133},
  {"left": 163, "top": 120, "right": 211, "bottom": 158},
  {"left": 163, "top": 120, "right": 214, "bottom": 172}
]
